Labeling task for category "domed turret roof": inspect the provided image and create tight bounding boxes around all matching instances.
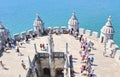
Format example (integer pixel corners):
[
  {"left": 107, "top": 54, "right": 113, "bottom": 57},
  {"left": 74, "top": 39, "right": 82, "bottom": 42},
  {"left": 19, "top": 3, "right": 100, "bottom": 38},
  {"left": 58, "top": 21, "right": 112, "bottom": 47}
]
[
  {"left": 68, "top": 11, "right": 79, "bottom": 26},
  {"left": 101, "top": 16, "right": 114, "bottom": 34},
  {"left": 33, "top": 14, "right": 44, "bottom": 27}
]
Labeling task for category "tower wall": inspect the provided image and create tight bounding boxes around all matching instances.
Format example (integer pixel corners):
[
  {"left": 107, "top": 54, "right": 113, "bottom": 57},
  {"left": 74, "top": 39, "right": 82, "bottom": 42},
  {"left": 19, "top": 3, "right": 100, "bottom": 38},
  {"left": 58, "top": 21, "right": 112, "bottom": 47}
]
[
  {"left": 85, "top": 30, "right": 91, "bottom": 36},
  {"left": 79, "top": 28, "right": 84, "bottom": 35},
  {"left": 115, "top": 50, "right": 120, "bottom": 64}
]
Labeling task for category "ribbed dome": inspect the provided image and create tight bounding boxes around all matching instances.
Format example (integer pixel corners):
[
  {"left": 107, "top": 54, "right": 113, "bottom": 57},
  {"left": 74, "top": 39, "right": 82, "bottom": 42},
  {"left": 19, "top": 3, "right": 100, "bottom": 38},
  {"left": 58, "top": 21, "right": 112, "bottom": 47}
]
[
  {"left": 33, "top": 14, "right": 44, "bottom": 27},
  {"left": 101, "top": 26, "right": 114, "bottom": 34},
  {"left": 101, "top": 16, "right": 114, "bottom": 34},
  {"left": 68, "top": 12, "right": 79, "bottom": 26}
]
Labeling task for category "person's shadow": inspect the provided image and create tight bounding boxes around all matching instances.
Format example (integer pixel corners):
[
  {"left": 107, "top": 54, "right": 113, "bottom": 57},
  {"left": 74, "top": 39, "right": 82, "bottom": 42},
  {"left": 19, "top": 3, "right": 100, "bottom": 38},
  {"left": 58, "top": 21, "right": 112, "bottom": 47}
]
[
  {"left": 1, "top": 66, "right": 9, "bottom": 70},
  {"left": 3, "top": 67, "right": 9, "bottom": 70}
]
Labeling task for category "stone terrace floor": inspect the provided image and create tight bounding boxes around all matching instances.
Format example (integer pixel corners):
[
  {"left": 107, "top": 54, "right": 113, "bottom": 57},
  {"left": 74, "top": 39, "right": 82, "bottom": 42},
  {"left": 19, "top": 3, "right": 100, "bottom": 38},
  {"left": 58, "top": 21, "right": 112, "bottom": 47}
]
[{"left": 0, "top": 34, "right": 120, "bottom": 77}]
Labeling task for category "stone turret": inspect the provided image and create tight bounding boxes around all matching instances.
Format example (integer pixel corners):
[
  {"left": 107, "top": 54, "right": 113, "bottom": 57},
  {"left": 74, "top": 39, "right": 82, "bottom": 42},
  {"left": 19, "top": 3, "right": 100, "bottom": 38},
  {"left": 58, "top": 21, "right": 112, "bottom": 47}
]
[
  {"left": 100, "top": 16, "right": 114, "bottom": 43},
  {"left": 68, "top": 11, "right": 79, "bottom": 31},
  {"left": 33, "top": 14, "right": 44, "bottom": 36},
  {"left": 0, "top": 21, "right": 10, "bottom": 49}
]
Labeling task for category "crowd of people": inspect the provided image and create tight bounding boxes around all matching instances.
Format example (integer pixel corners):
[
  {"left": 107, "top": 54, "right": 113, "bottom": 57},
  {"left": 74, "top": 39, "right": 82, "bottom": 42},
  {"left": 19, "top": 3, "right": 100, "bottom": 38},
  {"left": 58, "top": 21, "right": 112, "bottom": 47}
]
[{"left": 79, "top": 35, "right": 95, "bottom": 77}]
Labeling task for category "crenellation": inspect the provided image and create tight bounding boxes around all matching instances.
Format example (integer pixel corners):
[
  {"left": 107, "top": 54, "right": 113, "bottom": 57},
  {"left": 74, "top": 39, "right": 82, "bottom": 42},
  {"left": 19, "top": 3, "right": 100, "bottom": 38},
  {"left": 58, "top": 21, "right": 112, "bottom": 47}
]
[
  {"left": 61, "top": 26, "right": 67, "bottom": 34},
  {"left": 85, "top": 29, "right": 91, "bottom": 36},
  {"left": 13, "top": 33, "right": 20, "bottom": 41},
  {"left": 28, "top": 29, "right": 34, "bottom": 39},
  {"left": 111, "top": 44, "right": 119, "bottom": 50},
  {"left": 79, "top": 28, "right": 84, "bottom": 35},
  {"left": 92, "top": 31, "right": 98, "bottom": 38},
  {"left": 53, "top": 26, "right": 60, "bottom": 34},
  {"left": 47, "top": 27, "right": 52, "bottom": 33},
  {"left": 21, "top": 31, "right": 26, "bottom": 40},
  {"left": 28, "top": 29, "right": 34, "bottom": 35}
]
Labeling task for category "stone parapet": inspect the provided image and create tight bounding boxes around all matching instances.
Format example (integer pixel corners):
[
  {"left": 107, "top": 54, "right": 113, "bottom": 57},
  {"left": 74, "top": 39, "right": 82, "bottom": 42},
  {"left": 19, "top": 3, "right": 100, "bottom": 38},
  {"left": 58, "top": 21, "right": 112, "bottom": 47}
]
[
  {"left": 13, "top": 33, "right": 20, "bottom": 41},
  {"left": 115, "top": 50, "right": 120, "bottom": 64},
  {"left": 85, "top": 30, "right": 91, "bottom": 36},
  {"left": 79, "top": 28, "right": 84, "bottom": 35},
  {"left": 92, "top": 31, "right": 98, "bottom": 38},
  {"left": 21, "top": 31, "right": 26, "bottom": 40},
  {"left": 107, "top": 40, "right": 114, "bottom": 48}
]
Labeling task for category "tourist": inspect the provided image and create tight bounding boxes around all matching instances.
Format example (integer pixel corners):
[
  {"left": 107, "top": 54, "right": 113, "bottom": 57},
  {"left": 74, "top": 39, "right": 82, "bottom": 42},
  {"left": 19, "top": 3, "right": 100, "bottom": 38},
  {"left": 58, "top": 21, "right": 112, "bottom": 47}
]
[
  {"left": 0, "top": 60, "right": 5, "bottom": 68},
  {"left": 21, "top": 60, "right": 27, "bottom": 70},
  {"left": 86, "top": 64, "right": 92, "bottom": 76},
  {"left": 6, "top": 43, "right": 9, "bottom": 50},
  {"left": 90, "top": 69, "right": 94, "bottom": 77},
  {"left": 15, "top": 46, "right": 22, "bottom": 56},
  {"left": 81, "top": 37, "right": 84, "bottom": 43},
  {"left": 110, "top": 49, "right": 114, "bottom": 58},
  {"left": 90, "top": 56, "right": 94, "bottom": 64},
  {"left": 81, "top": 54, "right": 86, "bottom": 62},
  {"left": 25, "top": 36, "right": 29, "bottom": 43},
  {"left": 40, "top": 44, "right": 42, "bottom": 50},
  {"left": 86, "top": 57, "right": 91, "bottom": 65},
  {"left": 80, "top": 65, "right": 86, "bottom": 73},
  {"left": 88, "top": 47, "right": 91, "bottom": 53},
  {"left": 42, "top": 44, "right": 45, "bottom": 50},
  {"left": 110, "top": 48, "right": 116, "bottom": 58},
  {"left": 45, "top": 44, "right": 48, "bottom": 51},
  {"left": 16, "top": 41, "right": 20, "bottom": 47}
]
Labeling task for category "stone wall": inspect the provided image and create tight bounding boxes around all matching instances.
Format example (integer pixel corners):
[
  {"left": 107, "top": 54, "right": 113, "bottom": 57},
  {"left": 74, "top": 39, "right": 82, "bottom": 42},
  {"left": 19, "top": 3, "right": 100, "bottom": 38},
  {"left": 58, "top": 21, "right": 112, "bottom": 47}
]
[
  {"left": 13, "top": 29, "right": 34, "bottom": 41},
  {"left": 79, "top": 27, "right": 120, "bottom": 65},
  {"left": 106, "top": 40, "right": 120, "bottom": 64},
  {"left": 79, "top": 28, "right": 99, "bottom": 41},
  {"left": 115, "top": 50, "right": 120, "bottom": 64},
  {"left": 13, "top": 27, "right": 120, "bottom": 65}
]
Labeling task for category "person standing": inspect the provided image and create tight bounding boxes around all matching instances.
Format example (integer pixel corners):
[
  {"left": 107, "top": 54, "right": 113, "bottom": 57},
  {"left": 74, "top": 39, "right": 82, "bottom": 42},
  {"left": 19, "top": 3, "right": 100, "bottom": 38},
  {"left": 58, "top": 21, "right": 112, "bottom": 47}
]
[
  {"left": 90, "top": 56, "right": 94, "bottom": 64},
  {"left": 45, "top": 44, "right": 48, "bottom": 51},
  {"left": 16, "top": 46, "right": 22, "bottom": 56},
  {"left": 0, "top": 60, "right": 5, "bottom": 68},
  {"left": 110, "top": 49, "right": 114, "bottom": 58},
  {"left": 21, "top": 60, "right": 27, "bottom": 70}
]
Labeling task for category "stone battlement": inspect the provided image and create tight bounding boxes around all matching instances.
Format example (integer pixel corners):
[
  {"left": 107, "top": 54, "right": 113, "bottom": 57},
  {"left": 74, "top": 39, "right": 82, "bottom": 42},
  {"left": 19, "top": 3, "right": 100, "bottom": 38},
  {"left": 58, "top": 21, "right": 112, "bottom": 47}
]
[{"left": 0, "top": 13, "right": 120, "bottom": 77}]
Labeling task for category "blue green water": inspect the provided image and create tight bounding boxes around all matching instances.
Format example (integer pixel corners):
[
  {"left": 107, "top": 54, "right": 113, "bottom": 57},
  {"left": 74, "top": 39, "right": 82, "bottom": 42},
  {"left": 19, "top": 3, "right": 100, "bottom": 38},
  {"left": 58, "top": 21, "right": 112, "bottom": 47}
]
[{"left": 0, "top": 0, "right": 120, "bottom": 47}]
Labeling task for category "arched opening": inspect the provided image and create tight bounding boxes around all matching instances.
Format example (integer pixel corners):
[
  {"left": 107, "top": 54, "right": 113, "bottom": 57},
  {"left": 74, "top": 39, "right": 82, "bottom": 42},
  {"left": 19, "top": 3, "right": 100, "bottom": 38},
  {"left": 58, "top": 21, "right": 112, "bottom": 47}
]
[
  {"left": 55, "top": 68, "right": 64, "bottom": 77},
  {"left": 43, "top": 68, "right": 50, "bottom": 77}
]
